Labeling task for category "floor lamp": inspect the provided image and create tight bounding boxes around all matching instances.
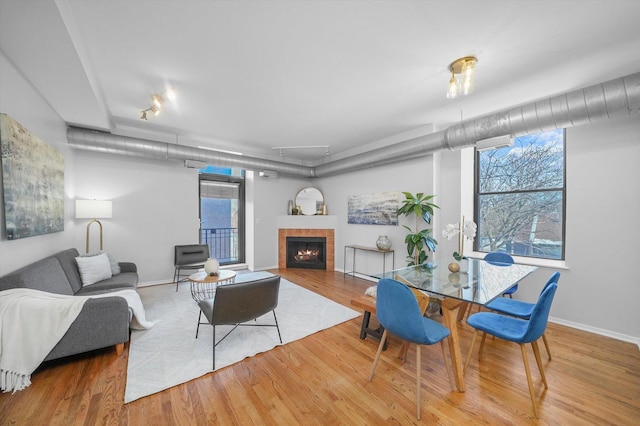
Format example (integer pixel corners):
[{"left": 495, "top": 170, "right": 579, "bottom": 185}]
[{"left": 75, "top": 199, "right": 112, "bottom": 253}]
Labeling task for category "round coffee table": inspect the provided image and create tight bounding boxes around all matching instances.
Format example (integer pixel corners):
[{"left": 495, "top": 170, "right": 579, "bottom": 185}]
[{"left": 188, "top": 270, "right": 237, "bottom": 301}]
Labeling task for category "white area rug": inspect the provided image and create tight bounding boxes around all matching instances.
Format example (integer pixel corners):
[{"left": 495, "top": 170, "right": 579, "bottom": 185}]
[{"left": 124, "top": 272, "right": 359, "bottom": 403}]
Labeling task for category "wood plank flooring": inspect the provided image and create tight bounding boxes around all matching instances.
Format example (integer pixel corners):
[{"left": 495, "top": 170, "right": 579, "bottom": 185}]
[{"left": 1, "top": 269, "right": 639, "bottom": 425}]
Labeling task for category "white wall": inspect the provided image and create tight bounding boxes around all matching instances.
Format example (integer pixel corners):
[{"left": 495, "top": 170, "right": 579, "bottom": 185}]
[
  {"left": 558, "top": 116, "right": 639, "bottom": 339},
  {"left": 251, "top": 175, "right": 314, "bottom": 269},
  {"left": 0, "top": 52, "right": 76, "bottom": 272},
  {"left": 434, "top": 149, "right": 465, "bottom": 261},
  {"left": 72, "top": 150, "right": 199, "bottom": 284},
  {"left": 319, "top": 156, "right": 436, "bottom": 277}
]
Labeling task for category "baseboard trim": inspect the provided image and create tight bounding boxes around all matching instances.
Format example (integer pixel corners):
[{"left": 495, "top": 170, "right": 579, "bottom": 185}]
[{"left": 549, "top": 316, "right": 640, "bottom": 350}]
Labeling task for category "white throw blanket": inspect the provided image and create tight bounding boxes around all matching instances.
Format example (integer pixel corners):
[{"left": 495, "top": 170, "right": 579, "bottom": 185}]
[{"left": 0, "top": 288, "right": 157, "bottom": 393}]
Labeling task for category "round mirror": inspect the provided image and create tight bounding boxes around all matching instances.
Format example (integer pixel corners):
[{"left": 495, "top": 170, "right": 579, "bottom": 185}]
[{"left": 295, "top": 187, "right": 324, "bottom": 215}]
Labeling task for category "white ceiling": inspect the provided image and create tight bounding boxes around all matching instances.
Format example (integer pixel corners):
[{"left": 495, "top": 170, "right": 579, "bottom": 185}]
[{"left": 2, "top": 0, "right": 640, "bottom": 165}]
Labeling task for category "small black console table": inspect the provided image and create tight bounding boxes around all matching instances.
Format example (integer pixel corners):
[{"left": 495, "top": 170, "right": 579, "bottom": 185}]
[{"left": 343, "top": 245, "right": 395, "bottom": 277}]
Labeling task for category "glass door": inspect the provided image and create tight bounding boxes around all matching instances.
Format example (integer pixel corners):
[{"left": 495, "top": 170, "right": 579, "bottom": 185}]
[{"left": 199, "top": 171, "right": 245, "bottom": 265}]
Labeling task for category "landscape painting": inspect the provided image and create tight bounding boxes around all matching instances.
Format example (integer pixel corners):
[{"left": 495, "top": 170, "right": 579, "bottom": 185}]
[
  {"left": 0, "top": 113, "right": 64, "bottom": 239},
  {"left": 348, "top": 192, "right": 398, "bottom": 225}
]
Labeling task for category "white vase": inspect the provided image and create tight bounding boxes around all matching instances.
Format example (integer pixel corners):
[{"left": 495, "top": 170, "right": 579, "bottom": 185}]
[
  {"left": 204, "top": 258, "right": 219, "bottom": 275},
  {"left": 376, "top": 235, "right": 391, "bottom": 250}
]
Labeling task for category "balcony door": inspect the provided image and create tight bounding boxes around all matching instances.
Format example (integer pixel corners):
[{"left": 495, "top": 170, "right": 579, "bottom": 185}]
[{"left": 199, "top": 170, "right": 245, "bottom": 265}]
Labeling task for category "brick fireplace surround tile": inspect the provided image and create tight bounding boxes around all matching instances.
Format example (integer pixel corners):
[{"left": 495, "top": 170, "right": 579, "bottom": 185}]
[{"left": 278, "top": 228, "right": 335, "bottom": 270}]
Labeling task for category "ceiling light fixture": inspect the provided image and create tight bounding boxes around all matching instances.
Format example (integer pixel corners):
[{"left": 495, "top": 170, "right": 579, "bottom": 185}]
[
  {"left": 139, "top": 87, "right": 176, "bottom": 120},
  {"left": 446, "top": 56, "right": 477, "bottom": 99}
]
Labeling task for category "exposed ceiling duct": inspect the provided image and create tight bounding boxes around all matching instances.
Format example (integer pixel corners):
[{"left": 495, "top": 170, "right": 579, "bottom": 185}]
[
  {"left": 68, "top": 72, "right": 640, "bottom": 178},
  {"left": 66, "top": 128, "right": 316, "bottom": 178},
  {"left": 442, "top": 71, "right": 640, "bottom": 150}
]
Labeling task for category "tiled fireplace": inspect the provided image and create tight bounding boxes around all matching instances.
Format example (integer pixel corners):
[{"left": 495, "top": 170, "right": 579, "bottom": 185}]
[
  {"left": 277, "top": 216, "right": 336, "bottom": 270},
  {"left": 286, "top": 236, "right": 327, "bottom": 269}
]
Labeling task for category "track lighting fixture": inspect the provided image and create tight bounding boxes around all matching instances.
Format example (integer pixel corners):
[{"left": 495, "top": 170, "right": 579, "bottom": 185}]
[
  {"left": 139, "top": 87, "right": 176, "bottom": 120},
  {"left": 139, "top": 105, "right": 160, "bottom": 121}
]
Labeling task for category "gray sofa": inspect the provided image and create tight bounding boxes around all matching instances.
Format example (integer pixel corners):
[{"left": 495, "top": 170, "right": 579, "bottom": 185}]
[{"left": 0, "top": 248, "right": 138, "bottom": 361}]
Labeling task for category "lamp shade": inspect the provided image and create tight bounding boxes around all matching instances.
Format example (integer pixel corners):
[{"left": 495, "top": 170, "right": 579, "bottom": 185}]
[{"left": 75, "top": 200, "right": 112, "bottom": 219}]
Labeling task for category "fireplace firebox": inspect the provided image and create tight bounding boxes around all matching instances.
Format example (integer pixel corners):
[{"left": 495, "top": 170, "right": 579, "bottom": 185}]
[{"left": 286, "top": 236, "right": 326, "bottom": 269}]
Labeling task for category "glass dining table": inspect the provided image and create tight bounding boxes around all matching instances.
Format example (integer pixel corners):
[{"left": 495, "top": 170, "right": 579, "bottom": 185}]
[{"left": 373, "top": 257, "right": 537, "bottom": 392}]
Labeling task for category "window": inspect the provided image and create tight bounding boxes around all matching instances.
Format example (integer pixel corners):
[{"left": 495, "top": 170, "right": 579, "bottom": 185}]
[
  {"left": 199, "top": 166, "right": 245, "bottom": 265},
  {"left": 475, "top": 129, "right": 565, "bottom": 260}
]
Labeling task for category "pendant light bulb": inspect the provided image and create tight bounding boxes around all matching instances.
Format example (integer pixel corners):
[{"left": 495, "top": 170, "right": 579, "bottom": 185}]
[
  {"left": 152, "top": 94, "right": 163, "bottom": 108},
  {"left": 461, "top": 59, "right": 476, "bottom": 95},
  {"left": 446, "top": 73, "right": 459, "bottom": 99}
]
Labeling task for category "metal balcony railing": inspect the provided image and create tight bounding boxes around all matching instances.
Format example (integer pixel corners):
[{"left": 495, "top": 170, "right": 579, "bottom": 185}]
[{"left": 201, "top": 227, "right": 238, "bottom": 264}]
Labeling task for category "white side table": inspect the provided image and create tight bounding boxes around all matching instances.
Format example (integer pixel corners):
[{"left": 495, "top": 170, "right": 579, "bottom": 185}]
[{"left": 188, "top": 270, "right": 237, "bottom": 301}]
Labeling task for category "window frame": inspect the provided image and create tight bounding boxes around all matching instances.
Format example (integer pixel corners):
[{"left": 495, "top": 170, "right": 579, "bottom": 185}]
[{"left": 473, "top": 129, "right": 567, "bottom": 262}]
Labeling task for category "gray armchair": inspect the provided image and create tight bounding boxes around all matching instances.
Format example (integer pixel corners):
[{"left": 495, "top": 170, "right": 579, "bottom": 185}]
[
  {"left": 196, "top": 275, "right": 282, "bottom": 369},
  {"left": 173, "top": 244, "right": 210, "bottom": 291}
]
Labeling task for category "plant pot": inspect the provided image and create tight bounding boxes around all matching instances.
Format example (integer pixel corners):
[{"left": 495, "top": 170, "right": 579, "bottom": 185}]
[{"left": 448, "top": 262, "right": 460, "bottom": 273}]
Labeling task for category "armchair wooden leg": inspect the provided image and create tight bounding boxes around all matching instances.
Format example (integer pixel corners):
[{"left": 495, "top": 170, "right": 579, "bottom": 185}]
[
  {"left": 115, "top": 343, "right": 124, "bottom": 356},
  {"left": 478, "top": 332, "right": 488, "bottom": 360},
  {"left": 542, "top": 333, "right": 552, "bottom": 360},
  {"left": 520, "top": 343, "right": 540, "bottom": 418},
  {"left": 441, "top": 339, "right": 455, "bottom": 391},
  {"left": 531, "top": 340, "right": 548, "bottom": 388},
  {"left": 398, "top": 341, "right": 410, "bottom": 362},
  {"left": 368, "top": 329, "right": 389, "bottom": 381}
]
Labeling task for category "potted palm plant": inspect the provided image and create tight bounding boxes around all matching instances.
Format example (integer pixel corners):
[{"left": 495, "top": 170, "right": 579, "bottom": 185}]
[{"left": 397, "top": 192, "right": 439, "bottom": 266}]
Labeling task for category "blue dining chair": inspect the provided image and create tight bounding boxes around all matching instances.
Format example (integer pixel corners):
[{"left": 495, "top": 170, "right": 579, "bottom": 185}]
[
  {"left": 485, "top": 272, "right": 561, "bottom": 360},
  {"left": 484, "top": 251, "right": 518, "bottom": 297},
  {"left": 464, "top": 281, "right": 558, "bottom": 418},
  {"left": 368, "top": 278, "right": 453, "bottom": 420},
  {"left": 463, "top": 251, "right": 518, "bottom": 320}
]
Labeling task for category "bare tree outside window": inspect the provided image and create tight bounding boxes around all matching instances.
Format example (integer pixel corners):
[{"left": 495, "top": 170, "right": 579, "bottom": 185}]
[{"left": 475, "top": 129, "right": 565, "bottom": 260}]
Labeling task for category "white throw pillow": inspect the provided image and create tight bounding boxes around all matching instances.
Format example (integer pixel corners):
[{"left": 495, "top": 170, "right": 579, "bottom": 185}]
[
  {"left": 365, "top": 285, "right": 377, "bottom": 298},
  {"left": 76, "top": 253, "right": 113, "bottom": 286},
  {"left": 82, "top": 250, "right": 121, "bottom": 275}
]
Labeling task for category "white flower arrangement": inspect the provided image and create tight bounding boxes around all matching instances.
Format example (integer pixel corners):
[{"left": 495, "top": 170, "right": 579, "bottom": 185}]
[{"left": 442, "top": 216, "right": 477, "bottom": 261}]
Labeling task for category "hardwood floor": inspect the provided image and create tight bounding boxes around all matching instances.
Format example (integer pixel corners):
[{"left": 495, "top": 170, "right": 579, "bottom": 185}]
[{"left": 1, "top": 269, "right": 639, "bottom": 425}]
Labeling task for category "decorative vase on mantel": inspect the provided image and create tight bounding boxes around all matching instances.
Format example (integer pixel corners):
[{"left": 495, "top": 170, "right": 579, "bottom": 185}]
[
  {"left": 204, "top": 258, "right": 219, "bottom": 276},
  {"left": 376, "top": 235, "right": 392, "bottom": 250}
]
